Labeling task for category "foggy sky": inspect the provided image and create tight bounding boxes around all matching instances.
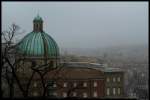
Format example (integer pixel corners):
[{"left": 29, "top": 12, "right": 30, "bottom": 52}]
[{"left": 2, "top": 2, "right": 148, "bottom": 49}]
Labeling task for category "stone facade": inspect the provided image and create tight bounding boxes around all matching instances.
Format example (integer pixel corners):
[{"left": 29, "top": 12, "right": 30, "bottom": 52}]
[{"left": 104, "top": 72, "right": 124, "bottom": 98}]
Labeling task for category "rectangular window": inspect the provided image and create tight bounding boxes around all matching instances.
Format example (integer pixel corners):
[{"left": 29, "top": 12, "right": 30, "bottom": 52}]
[
  {"left": 83, "top": 92, "right": 87, "bottom": 98},
  {"left": 118, "top": 88, "right": 121, "bottom": 95},
  {"left": 106, "top": 77, "right": 110, "bottom": 82},
  {"left": 63, "top": 82, "right": 67, "bottom": 87},
  {"left": 33, "top": 82, "right": 37, "bottom": 87},
  {"left": 113, "top": 77, "right": 116, "bottom": 82},
  {"left": 73, "top": 82, "right": 77, "bottom": 87},
  {"left": 83, "top": 82, "right": 87, "bottom": 87},
  {"left": 93, "top": 81, "right": 97, "bottom": 87},
  {"left": 113, "top": 88, "right": 116, "bottom": 95},
  {"left": 107, "top": 88, "right": 110, "bottom": 96},
  {"left": 73, "top": 92, "right": 77, "bottom": 97},
  {"left": 117, "top": 77, "right": 121, "bottom": 82},
  {"left": 93, "top": 91, "right": 98, "bottom": 97},
  {"left": 53, "top": 92, "right": 57, "bottom": 96},
  {"left": 53, "top": 83, "right": 57, "bottom": 87},
  {"left": 63, "top": 92, "right": 67, "bottom": 97},
  {"left": 33, "top": 92, "right": 38, "bottom": 96}
]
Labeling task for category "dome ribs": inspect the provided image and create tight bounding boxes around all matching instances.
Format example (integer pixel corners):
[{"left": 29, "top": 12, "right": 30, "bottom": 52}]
[{"left": 16, "top": 15, "right": 59, "bottom": 60}]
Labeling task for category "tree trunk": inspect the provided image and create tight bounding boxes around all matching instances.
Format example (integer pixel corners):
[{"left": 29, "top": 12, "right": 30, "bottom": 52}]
[{"left": 9, "top": 76, "right": 14, "bottom": 97}]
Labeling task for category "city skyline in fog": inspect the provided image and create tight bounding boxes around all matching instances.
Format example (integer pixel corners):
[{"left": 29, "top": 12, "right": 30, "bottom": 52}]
[{"left": 2, "top": 2, "right": 148, "bottom": 49}]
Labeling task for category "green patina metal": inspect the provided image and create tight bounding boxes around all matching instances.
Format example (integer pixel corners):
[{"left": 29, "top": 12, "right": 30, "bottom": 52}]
[
  {"left": 17, "top": 31, "right": 59, "bottom": 58},
  {"left": 16, "top": 15, "right": 59, "bottom": 58}
]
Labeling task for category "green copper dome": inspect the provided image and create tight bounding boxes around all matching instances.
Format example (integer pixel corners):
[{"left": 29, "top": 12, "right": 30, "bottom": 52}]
[
  {"left": 17, "top": 31, "right": 59, "bottom": 58},
  {"left": 17, "top": 15, "right": 59, "bottom": 58}
]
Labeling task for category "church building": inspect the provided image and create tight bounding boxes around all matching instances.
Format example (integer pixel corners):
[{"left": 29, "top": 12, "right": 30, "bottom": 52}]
[{"left": 14, "top": 15, "right": 124, "bottom": 98}]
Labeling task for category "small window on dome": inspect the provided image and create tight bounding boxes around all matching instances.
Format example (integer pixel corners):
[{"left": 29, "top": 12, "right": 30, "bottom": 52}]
[{"left": 36, "top": 24, "right": 38, "bottom": 29}]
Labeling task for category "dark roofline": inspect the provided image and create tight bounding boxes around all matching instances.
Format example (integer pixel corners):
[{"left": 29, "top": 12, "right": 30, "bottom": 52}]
[{"left": 61, "top": 62, "right": 124, "bottom": 73}]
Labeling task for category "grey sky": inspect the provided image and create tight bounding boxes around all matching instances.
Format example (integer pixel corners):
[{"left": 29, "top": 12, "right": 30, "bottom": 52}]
[{"left": 2, "top": 2, "right": 148, "bottom": 49}]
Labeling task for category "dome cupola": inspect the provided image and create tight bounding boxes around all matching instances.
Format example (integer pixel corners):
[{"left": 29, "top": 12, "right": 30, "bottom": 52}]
[
  {"left": 16, "top": 15, "right": 59, "bottom": 59},
  {"left": 33, "top": 14, "right": 43, "bottom": 32}
]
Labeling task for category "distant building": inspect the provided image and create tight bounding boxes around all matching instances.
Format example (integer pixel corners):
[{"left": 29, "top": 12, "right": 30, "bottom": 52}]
[
  {"left": 45, "top": 63, "right": 105, "bottom": 98},
  {"left": 44, "top": 62, "right": 125, "bottom": 98},
  {"left": 104, "top": 68, "right": 124, "bottom": 98},
  {"left": 8, "top": 15, "right": 125, "bottom": 98}
]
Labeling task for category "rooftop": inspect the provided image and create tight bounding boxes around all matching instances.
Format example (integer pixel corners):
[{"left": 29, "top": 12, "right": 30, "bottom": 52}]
[
  {"left": 63, "top": 62, "right": 124, "bottom": 72},
  {"left": 45, "top": 65, "right": 105, "bottom": 80}
]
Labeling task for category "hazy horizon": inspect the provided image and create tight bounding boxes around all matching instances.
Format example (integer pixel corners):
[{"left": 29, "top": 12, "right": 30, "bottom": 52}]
[{"left": 2, "top": 2, "right": 148, "bottom": 49}]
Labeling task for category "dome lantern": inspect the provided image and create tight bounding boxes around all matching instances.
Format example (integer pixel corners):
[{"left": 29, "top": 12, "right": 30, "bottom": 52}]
[{"left": 33, "top": 14, "right": 43, "bottom": 32}]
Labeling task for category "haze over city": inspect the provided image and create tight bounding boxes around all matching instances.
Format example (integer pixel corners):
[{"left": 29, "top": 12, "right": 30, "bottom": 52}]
[
  {"left": 1, "top": 2, "right": 149, "bottom": 99},
  {"left": 2, "top": 2, "right": 148, "bottom": 49}
]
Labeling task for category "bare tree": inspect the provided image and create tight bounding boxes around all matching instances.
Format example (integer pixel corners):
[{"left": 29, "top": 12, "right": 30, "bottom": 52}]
[
  {"left": 1, "top": 24, "right": 39, "bottom": 97},
  {"left": 1, "top": 23, "right": 22, "bottom": 97},
  {"left": 1, "top": 23, "right": 84, "bottom": 98}
]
